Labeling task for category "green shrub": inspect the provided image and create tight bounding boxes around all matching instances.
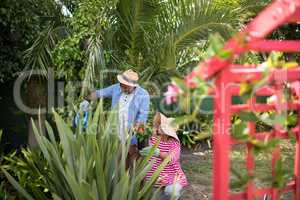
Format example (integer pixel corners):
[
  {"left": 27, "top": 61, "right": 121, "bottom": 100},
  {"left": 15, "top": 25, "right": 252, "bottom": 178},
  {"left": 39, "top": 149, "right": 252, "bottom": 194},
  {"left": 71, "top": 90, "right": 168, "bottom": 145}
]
[{"left": 1, "top": 102, "right": 169, "bottom": 200}]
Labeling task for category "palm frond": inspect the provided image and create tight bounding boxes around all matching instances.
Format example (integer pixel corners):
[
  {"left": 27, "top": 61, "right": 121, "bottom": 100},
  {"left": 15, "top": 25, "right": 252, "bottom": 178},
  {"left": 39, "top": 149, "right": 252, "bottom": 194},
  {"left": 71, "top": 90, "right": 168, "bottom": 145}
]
[
  {"left": 140, "top": 0, "right": 245, "bottom": 83},
  {"left": 23, "top": 0, "right": 68, "bottom": 79},
  {"left": 112, "top": 0, "right": 162, "bottom": 67},
  {"left": 160, "top": 0, "right": 241, "bottom": 50},
  {"left": 23, "top": 25, "right": 58, "bottom": 78},
  {"left": 81, "top": 35, "right": 105, "bottom": 96}
]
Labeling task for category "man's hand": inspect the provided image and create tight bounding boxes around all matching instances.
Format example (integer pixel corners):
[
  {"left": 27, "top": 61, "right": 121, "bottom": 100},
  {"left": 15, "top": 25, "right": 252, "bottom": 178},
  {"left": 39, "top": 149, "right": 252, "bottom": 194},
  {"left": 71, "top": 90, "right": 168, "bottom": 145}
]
[
  {"left": 139, "top": 146, "right": 160, "bottom": 157},
  {"left": 84, "top": 91, "right": 97, "bottom": 101}
]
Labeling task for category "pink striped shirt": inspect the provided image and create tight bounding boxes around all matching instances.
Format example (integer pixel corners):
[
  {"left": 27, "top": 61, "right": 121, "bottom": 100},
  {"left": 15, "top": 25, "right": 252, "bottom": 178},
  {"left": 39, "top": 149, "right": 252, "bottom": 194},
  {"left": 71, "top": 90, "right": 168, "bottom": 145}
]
[{"left": 144, "top": 136, "right": 188, "bottom": 187}]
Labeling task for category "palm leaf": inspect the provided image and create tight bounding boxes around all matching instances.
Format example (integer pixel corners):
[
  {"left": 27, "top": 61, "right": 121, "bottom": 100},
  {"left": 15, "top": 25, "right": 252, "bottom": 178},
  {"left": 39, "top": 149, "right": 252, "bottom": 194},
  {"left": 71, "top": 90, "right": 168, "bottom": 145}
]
[
  {"left": 81, "top": 35, "right": 105, "bottom": 96},
  {"left": 23, "top": 24, "right": 58, "bottom": 78}
]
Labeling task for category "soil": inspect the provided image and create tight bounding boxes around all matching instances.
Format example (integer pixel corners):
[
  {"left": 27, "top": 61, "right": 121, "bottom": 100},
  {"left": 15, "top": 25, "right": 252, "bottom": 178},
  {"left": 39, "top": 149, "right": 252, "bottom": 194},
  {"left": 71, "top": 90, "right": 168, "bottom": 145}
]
[{"left": 180, "top": 148, "right": 212, "bottom": 200}]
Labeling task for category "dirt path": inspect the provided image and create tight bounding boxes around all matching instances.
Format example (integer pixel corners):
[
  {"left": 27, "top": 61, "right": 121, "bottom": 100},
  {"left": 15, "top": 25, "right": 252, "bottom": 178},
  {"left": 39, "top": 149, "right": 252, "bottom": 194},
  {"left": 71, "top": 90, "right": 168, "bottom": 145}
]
[{"left": 180, "top": 148, "right": 212, "bottom": 200}]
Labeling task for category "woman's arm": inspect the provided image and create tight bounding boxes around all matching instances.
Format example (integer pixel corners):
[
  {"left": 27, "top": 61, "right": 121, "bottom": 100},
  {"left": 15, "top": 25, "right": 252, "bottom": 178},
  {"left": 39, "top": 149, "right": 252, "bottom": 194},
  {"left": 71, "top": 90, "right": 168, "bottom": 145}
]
[
  {"left": 158, "top": 151, "right": 170, "bottom": 159},
  {"left": 158, "top": 140, "right": 180, "bottom": 161}
]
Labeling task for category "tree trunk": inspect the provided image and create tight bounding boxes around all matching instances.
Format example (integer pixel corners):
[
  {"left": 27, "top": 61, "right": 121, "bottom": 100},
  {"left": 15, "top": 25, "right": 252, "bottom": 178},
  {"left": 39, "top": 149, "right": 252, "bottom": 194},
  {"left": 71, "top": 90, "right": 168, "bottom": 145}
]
[{"left": 26, "top": 76, "right": 47, "bottom": 147}]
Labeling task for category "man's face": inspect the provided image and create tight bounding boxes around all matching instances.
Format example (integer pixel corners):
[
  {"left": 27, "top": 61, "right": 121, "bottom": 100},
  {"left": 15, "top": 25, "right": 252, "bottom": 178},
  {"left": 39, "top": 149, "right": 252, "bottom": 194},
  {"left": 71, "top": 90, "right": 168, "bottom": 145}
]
[{"left": 120, "top": 83, "right": 135, "bottom": 94}]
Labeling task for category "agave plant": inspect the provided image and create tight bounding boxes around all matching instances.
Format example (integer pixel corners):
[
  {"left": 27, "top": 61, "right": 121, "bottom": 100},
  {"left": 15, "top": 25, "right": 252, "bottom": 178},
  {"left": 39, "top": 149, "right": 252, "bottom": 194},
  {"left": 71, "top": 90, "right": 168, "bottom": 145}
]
[{"left": 1, "top": 102, "right": 169, "bottom": 200}]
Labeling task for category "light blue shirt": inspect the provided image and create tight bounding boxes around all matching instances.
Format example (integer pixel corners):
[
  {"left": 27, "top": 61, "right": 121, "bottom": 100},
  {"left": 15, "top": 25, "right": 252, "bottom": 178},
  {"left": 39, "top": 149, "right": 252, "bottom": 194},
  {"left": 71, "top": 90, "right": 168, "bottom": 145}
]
[{"left": 96, "top": 83, "right": 150, "bottom": 128}]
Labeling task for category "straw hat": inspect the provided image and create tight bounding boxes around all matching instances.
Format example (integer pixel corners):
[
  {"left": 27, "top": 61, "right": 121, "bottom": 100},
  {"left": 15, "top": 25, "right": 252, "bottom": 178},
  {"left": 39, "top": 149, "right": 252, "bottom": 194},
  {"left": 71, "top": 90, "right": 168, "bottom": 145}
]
[
  {"left": 153, "top": 112, "right": 180, "bottom": 142},
  {"left": 117, "top": 69, "right": 139, "bottom": 87}
]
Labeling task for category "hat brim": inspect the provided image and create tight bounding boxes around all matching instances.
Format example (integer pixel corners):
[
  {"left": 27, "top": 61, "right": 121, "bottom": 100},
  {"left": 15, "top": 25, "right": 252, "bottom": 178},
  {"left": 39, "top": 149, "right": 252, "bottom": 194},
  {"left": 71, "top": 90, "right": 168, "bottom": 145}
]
[
  {"left": 117, "top": 75, "right": 139, "bottom": 87},
  {"left": 161, "top": 126, "right": 180, "bottom": 142},
  {"left": 157, "top": 113, "right": 180, "bottom": 142}
]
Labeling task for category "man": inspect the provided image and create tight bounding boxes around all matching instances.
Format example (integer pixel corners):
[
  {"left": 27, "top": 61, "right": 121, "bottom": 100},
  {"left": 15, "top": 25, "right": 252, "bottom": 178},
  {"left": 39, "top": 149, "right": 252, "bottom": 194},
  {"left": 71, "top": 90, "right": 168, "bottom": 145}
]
[{"left": 85, "top": 69, "right": 150, "bottom": 162}]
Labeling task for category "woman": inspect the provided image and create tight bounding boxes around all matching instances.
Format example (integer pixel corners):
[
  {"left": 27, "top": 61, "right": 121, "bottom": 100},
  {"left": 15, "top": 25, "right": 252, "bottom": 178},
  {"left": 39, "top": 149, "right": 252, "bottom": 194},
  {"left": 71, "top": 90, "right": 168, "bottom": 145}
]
[{"left": 139, "top": 112, "right": 188, "bottom": 200}]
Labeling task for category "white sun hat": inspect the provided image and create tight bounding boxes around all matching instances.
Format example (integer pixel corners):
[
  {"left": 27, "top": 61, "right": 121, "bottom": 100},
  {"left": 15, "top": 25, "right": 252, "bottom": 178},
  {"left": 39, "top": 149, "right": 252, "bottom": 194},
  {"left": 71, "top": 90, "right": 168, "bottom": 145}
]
[
  {"left": 117, "top": 69, "right": 139, "bottom": 87},
  {"left": 154, "top": 112, "right": 180, "bottom": 142}
]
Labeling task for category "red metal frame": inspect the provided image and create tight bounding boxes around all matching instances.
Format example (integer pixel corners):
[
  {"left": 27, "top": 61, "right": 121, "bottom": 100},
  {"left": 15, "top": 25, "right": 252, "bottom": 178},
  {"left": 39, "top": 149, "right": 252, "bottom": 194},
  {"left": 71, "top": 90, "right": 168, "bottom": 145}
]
[{"left": 193, "top": 0, "right": 300, "bottom": 199}]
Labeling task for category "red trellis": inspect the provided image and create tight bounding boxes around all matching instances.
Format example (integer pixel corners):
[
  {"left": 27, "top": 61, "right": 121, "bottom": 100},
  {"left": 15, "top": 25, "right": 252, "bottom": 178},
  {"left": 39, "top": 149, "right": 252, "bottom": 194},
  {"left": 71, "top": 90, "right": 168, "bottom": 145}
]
[{"left": 195, "top": 0, "right": 300, "bottom": 199}]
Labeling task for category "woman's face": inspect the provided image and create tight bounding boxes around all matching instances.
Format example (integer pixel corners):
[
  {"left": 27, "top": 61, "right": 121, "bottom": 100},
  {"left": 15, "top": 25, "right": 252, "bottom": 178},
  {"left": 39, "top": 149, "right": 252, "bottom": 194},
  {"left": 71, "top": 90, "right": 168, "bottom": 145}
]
[{"left": 153, "top": 124, "right": 163, "bottom": 136}]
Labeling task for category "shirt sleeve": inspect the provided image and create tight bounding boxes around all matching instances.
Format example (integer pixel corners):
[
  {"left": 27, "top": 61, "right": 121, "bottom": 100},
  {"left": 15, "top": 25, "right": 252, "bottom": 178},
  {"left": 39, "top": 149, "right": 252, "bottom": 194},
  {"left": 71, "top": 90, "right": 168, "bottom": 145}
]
[
  {"left": 148, "top": 136, "right": 155, "bottom": 146},
  {"left": 95, "top": 84, "right": 116, "bottom": 98},
  {"left": 169, "top": 140, "right": 180, "bottom": 164},
  {"left": 136, "top": 91, "right": 150, "bottom": 123}
]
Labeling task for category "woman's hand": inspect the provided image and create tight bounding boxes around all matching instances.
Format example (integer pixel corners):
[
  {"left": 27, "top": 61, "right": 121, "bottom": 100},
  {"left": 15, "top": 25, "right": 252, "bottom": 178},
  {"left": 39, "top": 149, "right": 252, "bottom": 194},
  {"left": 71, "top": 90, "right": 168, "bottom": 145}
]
[
  {"left": 157, "top": 174, "right": 168, "bottom": 185},
  {"left": 139, "top": 146, "right": 160, "bottom": 157},
  {"left": 133, "top": 123, "right": 145, "bottom": 134},
  {"left": 139, "top": 146, "right": 171, "bottom": 160}
]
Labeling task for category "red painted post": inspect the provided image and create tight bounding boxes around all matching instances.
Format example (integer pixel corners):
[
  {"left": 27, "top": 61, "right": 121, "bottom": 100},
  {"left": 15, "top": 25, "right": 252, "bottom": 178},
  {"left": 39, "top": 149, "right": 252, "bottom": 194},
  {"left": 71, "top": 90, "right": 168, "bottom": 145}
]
[
  {"left": 271, "top": 140, "right": 281, "bottom": 199},
  {"left": 246, "top": 128, "right": 255, "bottom": 200},
  {"left": 213, "top": 74, "right": 231, "bottom": 200},
  {"left": 271, "top": 84, "right": 285, "bottom": 199},
  {"left": 295, "top": 127, "right": 300, "bottom": 199},
  {"left": 294, "top": 85, "right": 300, "bottom": 200},
  {"left": 246, "top": 98, "right": 256, "bottom": 200}
]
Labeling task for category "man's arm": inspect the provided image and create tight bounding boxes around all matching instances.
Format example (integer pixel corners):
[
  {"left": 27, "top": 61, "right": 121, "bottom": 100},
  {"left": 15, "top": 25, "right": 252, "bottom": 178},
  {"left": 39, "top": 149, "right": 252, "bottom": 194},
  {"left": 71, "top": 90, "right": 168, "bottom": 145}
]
[
  {"left": 136, "top": 92, "right": 150, "bottom": 123},
  {"left": 85, "top": 84, "right": 116, "bottom": 101}
]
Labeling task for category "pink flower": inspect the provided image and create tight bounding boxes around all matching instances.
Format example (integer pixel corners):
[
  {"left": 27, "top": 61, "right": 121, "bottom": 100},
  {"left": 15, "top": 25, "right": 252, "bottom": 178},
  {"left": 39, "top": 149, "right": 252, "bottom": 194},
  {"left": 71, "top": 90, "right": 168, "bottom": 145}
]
[
  {"left": 291, "top": 81, "right": 300, "bottom": 98},
  {"left": 164, "top": 83, "right": 181, "bottom": 105},
  {"left": 185, "top": 70, "right": 199, "bottom": 89}
]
